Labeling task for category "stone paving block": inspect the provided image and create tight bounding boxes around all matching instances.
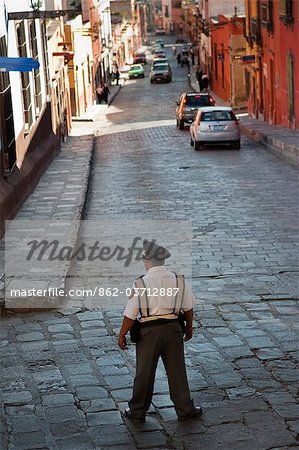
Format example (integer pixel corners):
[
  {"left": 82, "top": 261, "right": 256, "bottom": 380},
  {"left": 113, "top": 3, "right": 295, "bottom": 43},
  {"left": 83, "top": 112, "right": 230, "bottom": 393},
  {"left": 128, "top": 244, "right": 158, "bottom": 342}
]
[
  {"left": 271, "top": 404, "right": 299, "bottom": 420},
  {"left": 75, "top": 386, "right": 108, "bottom": 400},
  {"left": 80, "top": 398, "right": 117, "bottom": 413},
  {"left": 212, "top": 335, "right": 245, "bottom": 348},
  {"left": 287, "top": 420, "right": 299, "bottom": 435},
  {"left": 87, "top": 410, "right": 123, "bottom": 426},
  {"left": 11, "top": 431, "right": 47, "bottom": 449},
  {"left": 99, "top": 365, "right": 130, "bottom": 376},
  {"left": 16, "top": 332, "right": 45, "bottom": 342},
  {"left": 41, "top": 393, "right": 75, "bottom": 407},
  {"left": 209, "top": 371, "right": 243, "bottom": 388},
  {"left": 47, "top": 323, "right": 74, "bottom": 333},
  {"left": 88, "top": 424, "right": 135, "bottom": 446},
  {"left": 76, "top": 311, "right": 104, "bottom": 321},
  {"left": 255, "top": 347, "right": 285, "bottom": 360},
  {"left": 80, "top": 328, "right": 108, "bottom": 338},
  {"left": 68, "top": 374, "right": 100, "bottom": 387},
  {"left": 201, "top": 402, "right": 242, "bottom": 426},
  {"left": 226, "top": 387, "right": 256, "bottom": 400},
  {"left": 262, "top": 391, "right": 296, "bottom": 405},
  {"left": 1, "top": 391, "right": 33, "bottom": 405},
  {"left": 50, "top": 418, "right": 88, "bottom": 437},
  {"left": 64, "top": 363, "right": 95, "bottom": 375},
  {"left": 245, "top": 336, "right": 277, "bottom": 349},
  {"left": 44, "top": 405, "right": 84, "bottom": 423},
  {"left": 103, "top": 374, "right": 133, "bottom": 390},
  {"left": 9, "top": 415, "right": 40, "bottom": 433},
  {"left": 80, "top": 319, "right": 106, "bottom": 329},
  {"left": 134, "top": 430, "right": 175, "bottom": 449},
  {"left": 56, "top": 434, "right": 95, "bottom": 450},
  {"left": 244, "top": 410, "right": 296, "bottom": 448},
  {"left": 96, "top": 354, "right": 125, "bottom": 367}
]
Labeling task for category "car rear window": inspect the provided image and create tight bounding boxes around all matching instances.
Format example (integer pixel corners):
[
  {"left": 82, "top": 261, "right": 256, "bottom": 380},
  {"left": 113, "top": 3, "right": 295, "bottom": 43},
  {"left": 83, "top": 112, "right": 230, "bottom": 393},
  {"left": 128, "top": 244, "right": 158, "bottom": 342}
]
[
  {"left": 153, "top": 64, "right": 168, "bottom": 70},
  {"left": 186, "top": 95, "right": 212, "bottom": 107},
  {"left": 201, "top": 111, "right": 236, "bottom": 121},
  {"left": 135, "top": 53, "right": 145, "bottom": 57}
]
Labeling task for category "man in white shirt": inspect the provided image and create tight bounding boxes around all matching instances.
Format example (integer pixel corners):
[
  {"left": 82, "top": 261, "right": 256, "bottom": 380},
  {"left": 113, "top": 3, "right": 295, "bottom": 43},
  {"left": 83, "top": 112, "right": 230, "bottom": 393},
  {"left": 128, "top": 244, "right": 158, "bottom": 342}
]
[{"left": 118, "top": 239, "right": 202, "bottom": 423}]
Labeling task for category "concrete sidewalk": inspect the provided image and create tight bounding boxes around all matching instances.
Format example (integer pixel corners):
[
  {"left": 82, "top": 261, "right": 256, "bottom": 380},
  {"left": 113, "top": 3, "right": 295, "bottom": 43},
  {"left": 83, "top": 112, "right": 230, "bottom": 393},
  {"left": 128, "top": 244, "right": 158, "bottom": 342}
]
[{"left": 189, "top": 68, "right": 299, "bottom": 167}]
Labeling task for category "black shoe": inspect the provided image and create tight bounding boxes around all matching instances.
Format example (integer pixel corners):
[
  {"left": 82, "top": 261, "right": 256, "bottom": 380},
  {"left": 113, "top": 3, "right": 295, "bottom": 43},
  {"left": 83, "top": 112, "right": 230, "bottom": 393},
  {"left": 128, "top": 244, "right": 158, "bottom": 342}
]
[
  {"left": 124, "top": 408, "right": 145, "bottom": 423},
  {"left": 178, "top": 407, "right": 203, "bottom": 421}
]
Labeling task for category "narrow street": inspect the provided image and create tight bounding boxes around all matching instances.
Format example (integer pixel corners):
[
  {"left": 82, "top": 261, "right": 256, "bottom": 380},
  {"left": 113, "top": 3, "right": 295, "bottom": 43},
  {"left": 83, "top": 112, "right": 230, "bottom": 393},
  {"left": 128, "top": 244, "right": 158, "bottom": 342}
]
[{"left": 1, "top": 37, "right": 299, "bottom": 450}]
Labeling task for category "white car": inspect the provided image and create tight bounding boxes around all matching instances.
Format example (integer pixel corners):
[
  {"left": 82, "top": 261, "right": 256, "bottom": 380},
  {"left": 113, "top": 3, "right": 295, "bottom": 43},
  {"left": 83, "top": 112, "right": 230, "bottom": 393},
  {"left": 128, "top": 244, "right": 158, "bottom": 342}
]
[{"left": 190, "top": 106, "right": 241, "bottom": 150}]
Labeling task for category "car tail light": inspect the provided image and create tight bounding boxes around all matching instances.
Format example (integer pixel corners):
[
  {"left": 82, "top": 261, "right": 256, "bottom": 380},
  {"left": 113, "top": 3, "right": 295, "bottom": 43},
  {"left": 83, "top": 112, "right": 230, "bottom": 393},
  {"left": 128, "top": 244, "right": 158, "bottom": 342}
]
[
  {"left": 182, "top": 97, "right": 187, "bottom": 106},
  {"left": 209, "top": 95, "right": 215, "bottom": 105}
]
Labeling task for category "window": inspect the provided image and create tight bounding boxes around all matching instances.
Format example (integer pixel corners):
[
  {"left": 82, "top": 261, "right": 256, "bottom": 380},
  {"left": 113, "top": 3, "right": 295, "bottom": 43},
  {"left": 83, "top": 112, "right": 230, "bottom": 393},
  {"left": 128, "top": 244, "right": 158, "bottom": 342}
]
[
  {"left": 213, "top": 43, "right": 218, "bottom": 80},
  {"left": 0, "top": 36, "right": 16, "bottom": 176},
  {"left": 173, "top": 2, "right": 182, "bottom": 8},
  {"left": 29, "top": 20, "right": 42, "bottom": 115},
  {"left": 245, "top": 70, "right": 250, "bottom": 98},
  {"left": 186, "top": 95, "right": 212, "bottom": 107},
  {"left": 165, "top": 6, "right": 169, "bottom": 18},
  {"left": 17, "top": 21, "right": 33, "bottom": 131},
  {"left": 261, "top": 3, "right": 268, "bottom": 23},
  {"left": 287, "top": 52, "right": 294, "bottom": 120},
  {"left": 201, "top": 110, "right": 236, "bottom": 121},
  {"left": 279, "top": 0, "right": 294, "bottom": 24}
]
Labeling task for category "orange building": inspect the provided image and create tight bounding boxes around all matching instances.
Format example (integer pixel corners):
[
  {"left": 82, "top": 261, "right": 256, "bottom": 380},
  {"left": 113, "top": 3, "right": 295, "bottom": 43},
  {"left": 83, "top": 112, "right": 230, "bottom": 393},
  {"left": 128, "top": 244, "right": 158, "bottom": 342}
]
[
  {"left": 245, "top": 0, "right": 299, "bottom": 129},
  {"left": 210, "top": 15, "right": 247, "bottom": 108}
]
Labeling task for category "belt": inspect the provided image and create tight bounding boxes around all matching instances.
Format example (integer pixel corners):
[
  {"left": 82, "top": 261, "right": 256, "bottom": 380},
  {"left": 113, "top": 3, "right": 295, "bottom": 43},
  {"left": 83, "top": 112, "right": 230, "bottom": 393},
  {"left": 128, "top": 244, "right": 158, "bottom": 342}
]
[{"left": 140, "top": 318, "right": 179, "bottom": 327}]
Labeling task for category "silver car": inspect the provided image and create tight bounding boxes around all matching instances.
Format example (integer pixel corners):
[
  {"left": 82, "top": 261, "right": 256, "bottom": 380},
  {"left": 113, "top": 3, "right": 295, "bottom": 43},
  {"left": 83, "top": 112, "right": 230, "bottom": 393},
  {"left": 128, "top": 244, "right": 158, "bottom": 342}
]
[{"left": 190, "top": 107, "right": 241, "bottom": 150}]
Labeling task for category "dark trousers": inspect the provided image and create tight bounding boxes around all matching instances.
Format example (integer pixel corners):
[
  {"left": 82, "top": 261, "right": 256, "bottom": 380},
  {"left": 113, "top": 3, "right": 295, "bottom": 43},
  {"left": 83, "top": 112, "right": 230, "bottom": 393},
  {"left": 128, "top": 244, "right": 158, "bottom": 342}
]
[{"left": 128, "top": 321, "right": 195, "bottom": 420}]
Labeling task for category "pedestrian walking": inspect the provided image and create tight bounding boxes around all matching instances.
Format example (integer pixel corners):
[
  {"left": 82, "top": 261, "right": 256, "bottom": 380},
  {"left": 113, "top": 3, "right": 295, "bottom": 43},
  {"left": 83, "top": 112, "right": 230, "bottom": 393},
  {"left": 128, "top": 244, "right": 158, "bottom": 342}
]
[
  {"left": 118, "top": 239, "right": 202, "bottom": 423},
  {"left": 201, "top": 73, "right": 209, "bottom": 91},
  {"left": 177, "top": 52, "right": 181, "bottom": 65},
  {"left": 102, "top": 83, "right": 111, "bottom": 104},
  {"left": 112, "top": 62, "right": 120, "bottom": 85},
  {"left": 96, "top": 83, "right": 104, "bottom": 104},
  {"left": 196, "top": 67, "right": 203, "bottom": 91}
]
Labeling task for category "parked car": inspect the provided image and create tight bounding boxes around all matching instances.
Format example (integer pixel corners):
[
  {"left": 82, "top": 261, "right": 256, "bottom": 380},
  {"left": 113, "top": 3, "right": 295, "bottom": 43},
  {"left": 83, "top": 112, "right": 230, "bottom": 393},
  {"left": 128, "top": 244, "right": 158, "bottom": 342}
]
[
  {"left": 190, "top": 107, "right": 241, "bottom": 150},
  {"left": 176, "top": 92, "right": 215, "bottom": 129},
  {"left": 175, "top": 37, "right": 187, "bottom": 44},
  {"left": 154, "top": 49, "right": 166, "bottom": 58},
  {"left": 133, "top": 52, "right": 147, "bottom": 64},
  {"left": 155, "top": 27, "right": 166, "bottom": 35},
  {"left": 150, "top": 63, "right": 172, "bottom": 83},
  {"left": 155, "top": 38, "right": 164, "bottom": 48},
  {"left": 128, "top": 64, "right": 145, "bottom": 79}
]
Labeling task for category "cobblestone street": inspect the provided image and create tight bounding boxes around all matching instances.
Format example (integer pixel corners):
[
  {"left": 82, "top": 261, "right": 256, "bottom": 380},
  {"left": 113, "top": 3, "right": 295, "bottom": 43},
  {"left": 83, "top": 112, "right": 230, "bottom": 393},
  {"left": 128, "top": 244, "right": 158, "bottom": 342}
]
[{"left": 1, "top": 39, "right": 299, "bottom": 450}]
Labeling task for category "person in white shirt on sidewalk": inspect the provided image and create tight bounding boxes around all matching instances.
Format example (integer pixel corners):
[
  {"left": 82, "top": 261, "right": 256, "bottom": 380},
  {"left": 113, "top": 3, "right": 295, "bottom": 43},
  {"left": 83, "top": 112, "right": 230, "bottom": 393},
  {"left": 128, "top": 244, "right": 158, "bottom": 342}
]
[{"left": 118, "top": 239, "right": 202, "bottom": 423}]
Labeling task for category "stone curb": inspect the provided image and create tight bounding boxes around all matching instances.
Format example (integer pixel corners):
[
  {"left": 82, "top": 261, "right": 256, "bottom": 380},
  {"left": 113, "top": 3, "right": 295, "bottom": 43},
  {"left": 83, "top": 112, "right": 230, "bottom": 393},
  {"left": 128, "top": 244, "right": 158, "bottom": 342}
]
[{"left": 240, "top": 123, "right": 299, "bottom": 168}]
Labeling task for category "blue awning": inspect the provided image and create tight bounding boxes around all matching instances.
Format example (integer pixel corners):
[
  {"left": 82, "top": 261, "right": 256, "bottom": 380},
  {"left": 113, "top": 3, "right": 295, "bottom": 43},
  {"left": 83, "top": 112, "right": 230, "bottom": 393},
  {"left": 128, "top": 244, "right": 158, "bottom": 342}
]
[{"left": 0, "top": 57, "right": 40, "bottom": 72}]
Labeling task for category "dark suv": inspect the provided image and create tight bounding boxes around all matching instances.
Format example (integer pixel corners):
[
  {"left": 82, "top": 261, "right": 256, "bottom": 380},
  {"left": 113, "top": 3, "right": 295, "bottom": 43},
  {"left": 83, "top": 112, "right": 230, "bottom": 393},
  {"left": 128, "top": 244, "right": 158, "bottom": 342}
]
[{"left": 176, "top": 92, "right": 215, "bottom": 129}]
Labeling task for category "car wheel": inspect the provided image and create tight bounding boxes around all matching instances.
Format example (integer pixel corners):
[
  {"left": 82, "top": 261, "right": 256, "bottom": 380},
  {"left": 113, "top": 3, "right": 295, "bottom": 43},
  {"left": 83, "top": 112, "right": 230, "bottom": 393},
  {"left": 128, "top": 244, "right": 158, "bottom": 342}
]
[
  {"left": 176, "top": 119, "right": 179, "bottom": 127},
  {"left": 190, "top": 137, "right": 194, "bottom": 147},
  {"left": 142, "top": 74, "right": 145, "bottom": 78},
  {"left": 179, "top": 120, "right": 184, "bottom": 130},
  {"left": 150, "top": 80, "right": 153, "bottom": 84},
  {"left": 233, "top": 140, "right": 240, "bottom": 150},
  {"left": 194, "top": 141, "right": 201, "bottom": 151}
]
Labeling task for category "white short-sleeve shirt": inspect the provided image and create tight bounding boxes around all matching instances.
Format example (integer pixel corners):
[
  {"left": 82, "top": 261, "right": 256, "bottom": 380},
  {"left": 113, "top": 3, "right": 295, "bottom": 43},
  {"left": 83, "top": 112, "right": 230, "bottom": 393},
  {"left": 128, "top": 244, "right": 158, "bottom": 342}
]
[{"left": 124, "top": 266, "right": 195, "bottom": 320}]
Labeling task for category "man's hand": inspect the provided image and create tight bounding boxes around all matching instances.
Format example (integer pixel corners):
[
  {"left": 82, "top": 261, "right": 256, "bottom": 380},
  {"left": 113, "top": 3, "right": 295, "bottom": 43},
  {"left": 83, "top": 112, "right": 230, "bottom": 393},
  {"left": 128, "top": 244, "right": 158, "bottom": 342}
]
[
  {"left": 118, "top": 335, "right": 128, "bottom": 350},
  {"left": 184, "top": 326, "right": 193, "bottom": 342}
]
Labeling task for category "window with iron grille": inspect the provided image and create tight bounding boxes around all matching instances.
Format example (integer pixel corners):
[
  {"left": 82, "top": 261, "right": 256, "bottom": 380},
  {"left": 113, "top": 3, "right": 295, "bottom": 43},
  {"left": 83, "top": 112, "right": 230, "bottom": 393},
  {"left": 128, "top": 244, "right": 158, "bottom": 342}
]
[
  {"left": 0, "top": 36, "right": 16, "bottom": 176},
  {"left": 17, "top": 20, "right": 33, "bottom": 131},
  {"left": 29, "top": 20, "right": 42, "bottom": 115},
  {"left": 279, "top": 0, "right": 294, "bottom": 24}
]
